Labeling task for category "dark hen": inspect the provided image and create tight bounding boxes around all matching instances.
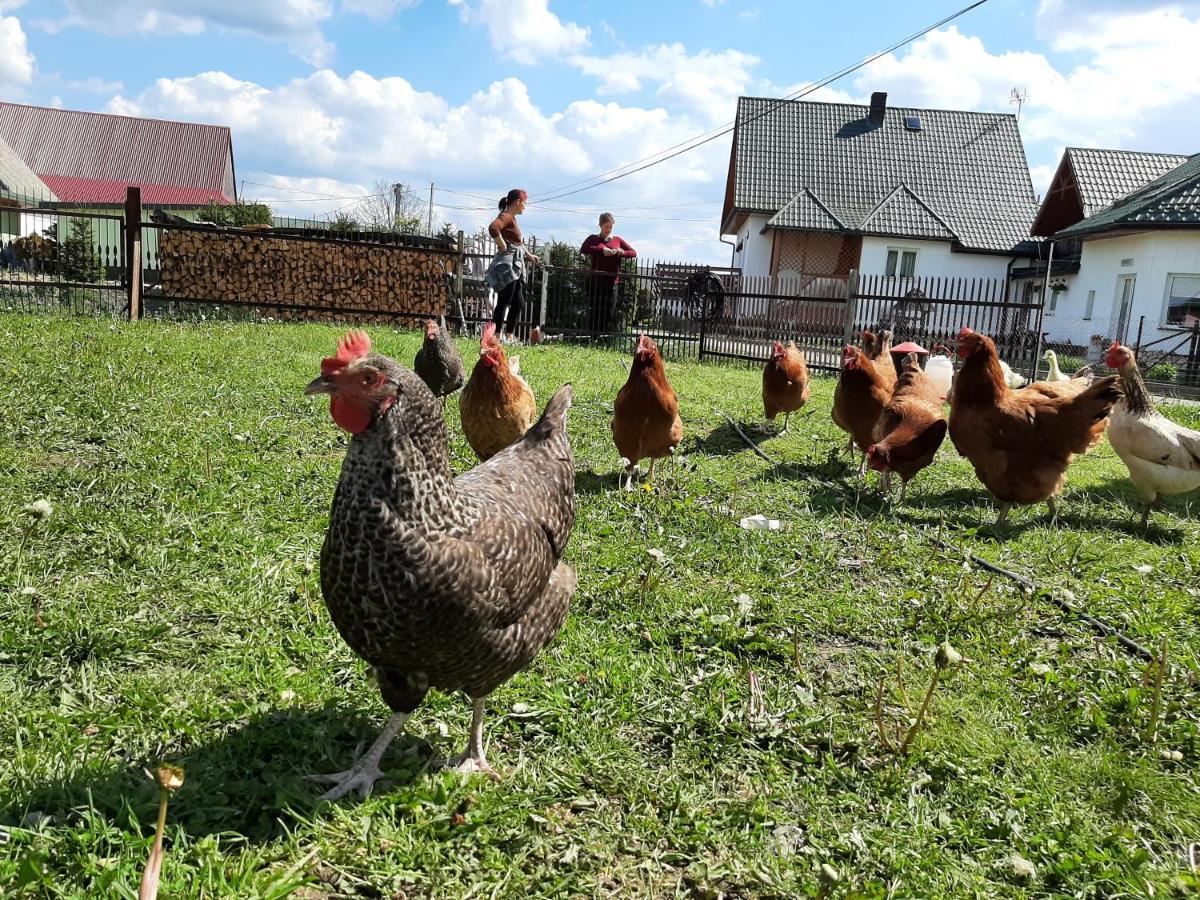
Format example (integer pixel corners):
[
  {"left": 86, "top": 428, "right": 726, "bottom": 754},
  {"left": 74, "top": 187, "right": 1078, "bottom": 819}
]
[
  {"left": 305, "top": 330, "right": 576, "bottom": 799},
  {"left": 413, "top": 316, "right": 465, "bottom": 401}
]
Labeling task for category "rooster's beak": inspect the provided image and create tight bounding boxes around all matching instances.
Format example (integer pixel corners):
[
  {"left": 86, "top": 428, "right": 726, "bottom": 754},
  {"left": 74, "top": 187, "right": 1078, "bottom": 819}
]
[{"left": 305, "top": 376, "right": 334, "bottom": 396}]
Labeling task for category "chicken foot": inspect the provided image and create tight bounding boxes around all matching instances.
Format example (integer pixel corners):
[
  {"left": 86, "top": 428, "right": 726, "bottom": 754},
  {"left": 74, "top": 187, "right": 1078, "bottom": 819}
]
[
  {"left": 445, "top": 697, "right": 499, "bottom": 780},
  {"left": 995, "top": 502, "right": 1011, "bottom": 527},
  {"left": 308, "top": 710, "right": 410, "bottom": 801}
]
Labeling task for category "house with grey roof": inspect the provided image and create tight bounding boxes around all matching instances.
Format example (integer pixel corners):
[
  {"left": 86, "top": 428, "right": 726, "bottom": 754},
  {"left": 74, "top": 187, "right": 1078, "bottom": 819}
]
[
  {"left": 720, "top": 92, "right": 1039, "bottom": 291},
  {"left": 1021, "top": 147, "right": 1199, "bottom": 354}
]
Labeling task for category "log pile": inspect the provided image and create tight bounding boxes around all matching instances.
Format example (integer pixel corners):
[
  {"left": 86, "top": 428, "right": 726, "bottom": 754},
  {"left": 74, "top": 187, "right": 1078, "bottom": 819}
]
[{"left": 158, "top": 229, "right": 452, "bottom": 323}]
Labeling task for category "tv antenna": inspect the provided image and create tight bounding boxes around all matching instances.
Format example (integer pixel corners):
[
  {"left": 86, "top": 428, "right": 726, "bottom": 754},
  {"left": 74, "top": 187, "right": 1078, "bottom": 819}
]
[{"left": 1009, "top": 87, "right": 1028, "bottom": 122}]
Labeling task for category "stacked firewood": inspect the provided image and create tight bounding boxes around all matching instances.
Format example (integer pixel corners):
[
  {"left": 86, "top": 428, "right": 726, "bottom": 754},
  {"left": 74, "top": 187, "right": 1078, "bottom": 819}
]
[{"left": 158, "top": 229, "right": 451, "bottom": 322}]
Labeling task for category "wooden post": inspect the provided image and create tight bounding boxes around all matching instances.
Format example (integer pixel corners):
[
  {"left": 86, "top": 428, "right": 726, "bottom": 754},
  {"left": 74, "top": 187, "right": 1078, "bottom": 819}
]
[
  {"left": 539, "top": 263, "right": 549, "bottom": 327},
  {"left": 842, "top": 268, "right": 860, "bottom": 349},
  {"left": 124, "top": 186, "right": 142, "bottom": 321},
  {"left": 455, "top": 229, "right": 465, "bottom": 302}
]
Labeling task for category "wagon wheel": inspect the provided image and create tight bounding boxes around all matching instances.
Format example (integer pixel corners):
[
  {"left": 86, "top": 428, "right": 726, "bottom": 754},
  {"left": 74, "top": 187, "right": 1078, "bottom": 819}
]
[{"left": 685, "top": 268, "right": 725, "bottom": 321}]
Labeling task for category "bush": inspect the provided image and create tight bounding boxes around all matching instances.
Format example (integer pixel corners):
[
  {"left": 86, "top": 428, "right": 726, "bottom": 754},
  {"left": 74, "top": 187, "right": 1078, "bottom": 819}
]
[
  {"left": 1146, "top": 363, "right": 1177, "bottom": 383},
  {"left": 196, "top": 200, "right": 274, "bottom": 227}
]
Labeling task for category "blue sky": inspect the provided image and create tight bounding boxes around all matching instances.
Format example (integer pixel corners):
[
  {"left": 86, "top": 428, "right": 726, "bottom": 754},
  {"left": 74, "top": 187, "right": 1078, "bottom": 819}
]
[{"left": 3, "top": 0, "right": 1199, "bottom": 261}]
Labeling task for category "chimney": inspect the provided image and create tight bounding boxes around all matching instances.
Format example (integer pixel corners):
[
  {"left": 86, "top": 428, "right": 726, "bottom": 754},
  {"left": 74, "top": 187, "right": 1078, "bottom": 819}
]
[{"left": 868, "top": 91, "right": 887, "bottom": 126}]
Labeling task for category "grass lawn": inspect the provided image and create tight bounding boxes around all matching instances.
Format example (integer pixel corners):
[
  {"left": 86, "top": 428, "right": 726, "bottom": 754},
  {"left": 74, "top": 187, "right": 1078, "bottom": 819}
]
[{"left": 2, "top": 315, "right": 1199, "bottom": 899}]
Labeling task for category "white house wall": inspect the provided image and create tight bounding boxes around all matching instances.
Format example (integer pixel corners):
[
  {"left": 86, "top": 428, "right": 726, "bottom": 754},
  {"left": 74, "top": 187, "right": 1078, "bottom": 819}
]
[
  {"left": 1042, "top": 231, "right": 1200, "bottom": 352},
  {"left": 858, "top": 236, "right": 1012, "bottom": 280},
  {"left": 734, "top": 214, "right": 773, "bottom": 277}
]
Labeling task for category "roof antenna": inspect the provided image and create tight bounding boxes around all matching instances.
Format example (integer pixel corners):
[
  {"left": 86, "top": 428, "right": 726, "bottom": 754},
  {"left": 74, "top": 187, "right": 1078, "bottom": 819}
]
[{"left": 1009, "top": 87, "right": 1028, "bottom": 122}]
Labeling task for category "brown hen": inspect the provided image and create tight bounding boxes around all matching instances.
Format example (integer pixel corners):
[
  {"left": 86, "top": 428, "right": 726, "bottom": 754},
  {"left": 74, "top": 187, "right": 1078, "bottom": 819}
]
[
  {"left": 949, "top": 327, "right": 1121, "bottom": 524},
  {"left": 460, "top": 322, "right": 537, "bottom": 461},
  {"left": 612, "top": 334, "right": 683, "bottom": 489},
  {"left": 762, "top": 340, "right": 811, "bottom": 433},
  {"left": 868, "top": 352, "right": 947, "bottom": 501},
  {"left": 832, "top": 343, "right": 894, "bottom": 470}
]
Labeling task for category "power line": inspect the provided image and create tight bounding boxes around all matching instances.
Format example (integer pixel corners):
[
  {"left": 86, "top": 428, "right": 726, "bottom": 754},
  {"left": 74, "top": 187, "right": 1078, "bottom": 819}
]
[{"left": 530, "top": 0, "right": 990, "bottom": 203}]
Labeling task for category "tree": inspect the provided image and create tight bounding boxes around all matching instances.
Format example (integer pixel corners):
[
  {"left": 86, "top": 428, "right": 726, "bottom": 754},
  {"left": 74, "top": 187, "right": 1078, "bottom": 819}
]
[
  {"left": 60, "top": 217, "right": 102, "bottom": 283},
  {"left": 353, "top": 181, "right": 428, "bottom": 233}
]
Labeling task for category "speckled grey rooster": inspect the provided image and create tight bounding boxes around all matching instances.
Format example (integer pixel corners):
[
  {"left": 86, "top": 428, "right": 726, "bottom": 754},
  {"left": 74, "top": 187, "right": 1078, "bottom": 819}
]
[
  {"left": 304, "top": 329, "right": 577, "bottom": 800},
  {"left": 413, "top": 316, "right": 464, "bottom": 402}
]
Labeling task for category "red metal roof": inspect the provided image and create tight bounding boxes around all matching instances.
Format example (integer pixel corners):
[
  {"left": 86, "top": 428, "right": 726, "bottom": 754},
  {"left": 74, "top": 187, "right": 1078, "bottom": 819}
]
[
  {"left": 39, "top": 176, "right": 231, "bottom": 206},
  {"left": 0, "top": 102, "right": 235, "bottom": 206}
]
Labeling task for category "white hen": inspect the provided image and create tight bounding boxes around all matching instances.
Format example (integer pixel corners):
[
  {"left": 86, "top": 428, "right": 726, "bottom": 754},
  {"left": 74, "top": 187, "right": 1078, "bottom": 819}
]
[{"left": 1104, "top": 343, "right": 1200, "bottom": 526}]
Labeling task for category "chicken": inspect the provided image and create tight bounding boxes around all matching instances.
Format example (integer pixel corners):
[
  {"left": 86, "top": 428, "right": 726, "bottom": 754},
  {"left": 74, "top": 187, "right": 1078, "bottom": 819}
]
[
  {"left": 867, "top": 352, "right": 948, "bottom": 502},
  {"left": 413, "top": 316, "right": 465, "bottom": 402},
  {"left": 856, "top": 328, "right": 899, "bottom": 383},
  {"left": 949, "top": 327, "right": 1122, "bottom": 524},
  {"left": 832, "top": 343, "right": 894, "bottom": 471},
  {"left": 1104, "top": 343, "right": 1200, "bottom": 526},
  {"left": 998, "top": 358, "right": 1028, "bottom": 390},
  {"left": 460, "top": 323, "right": 538, "bottom": 461},
  {"left": 762, "top": 340, "right": 811, "bottom": 432},
  {"left": 612, "top": 333, "right": 683, "bottom": 489},
  {"left": 1041, "top": 349, "right": 1070, "bottom": 383},
  {"left": 304, "top": 329, "right": 576, "bottom": 799}
]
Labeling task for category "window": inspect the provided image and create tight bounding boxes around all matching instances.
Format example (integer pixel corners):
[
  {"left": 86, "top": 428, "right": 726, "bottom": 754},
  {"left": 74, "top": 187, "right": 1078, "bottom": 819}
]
[
  {"left": 1046, "top": 290, "right": 1058, "bottom": 314},
  {"left": 1084, "top": 289, "right": 1096, "bottom": 320},
  {"left": 1164, "top": 274, "right": 1200, "bottom": 327},
  {"left": 885, "top": 248, "right": 917, "bottom": 277}
]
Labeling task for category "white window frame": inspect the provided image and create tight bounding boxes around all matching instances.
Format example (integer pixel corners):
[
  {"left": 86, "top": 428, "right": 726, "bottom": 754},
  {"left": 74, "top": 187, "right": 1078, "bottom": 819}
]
[
  {"left": 1161, "top": 272, "right": 1200, "bottom": 329},
  {"left": 884, "top": 246, "right": 918, "bottom": 278},
  {"left": 1083, "top": 289, "right": 1095, "bottom": 321}
]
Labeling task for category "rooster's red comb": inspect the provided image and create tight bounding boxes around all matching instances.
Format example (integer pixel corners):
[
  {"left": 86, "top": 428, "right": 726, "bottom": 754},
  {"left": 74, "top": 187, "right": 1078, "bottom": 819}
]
[{"left": 321, "top": 329, "right": 372, "bottom": 376}]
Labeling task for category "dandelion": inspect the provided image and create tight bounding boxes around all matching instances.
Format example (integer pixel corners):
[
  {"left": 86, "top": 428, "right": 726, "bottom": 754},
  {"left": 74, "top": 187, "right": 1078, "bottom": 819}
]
[
  {"left": 139, "top": 764, "right": 185, "bottom": 900},
  {"left": 24, "top": 499, "right": 53, "bottom": 519}
]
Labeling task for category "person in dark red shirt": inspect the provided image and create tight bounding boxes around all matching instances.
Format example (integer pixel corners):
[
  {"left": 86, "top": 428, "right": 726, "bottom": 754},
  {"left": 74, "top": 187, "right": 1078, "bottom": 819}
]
[{"left": 580, "top": 213, "right": 636, "bottom": 334}]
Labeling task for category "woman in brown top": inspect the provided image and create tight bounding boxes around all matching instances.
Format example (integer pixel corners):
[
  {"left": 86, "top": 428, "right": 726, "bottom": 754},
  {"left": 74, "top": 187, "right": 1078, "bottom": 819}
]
[{"left": 487, "top": 188, "right": 538, "bottom": 342}]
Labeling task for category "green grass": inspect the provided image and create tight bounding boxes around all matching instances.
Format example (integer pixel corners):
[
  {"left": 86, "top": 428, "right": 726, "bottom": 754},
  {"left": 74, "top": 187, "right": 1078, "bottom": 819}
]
[{"left": 2, "top": 315, "right": 1199, "bottom": 899}]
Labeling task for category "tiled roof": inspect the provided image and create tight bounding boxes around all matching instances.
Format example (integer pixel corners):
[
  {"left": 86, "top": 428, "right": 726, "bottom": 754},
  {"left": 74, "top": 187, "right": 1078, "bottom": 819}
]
[
  {"left": 0, "top": 102, "right": 235, "bottom": 206},
  {"left": 725, "top": 96, "right": 1038, "bottom": 252},
  {"left": 0, "top": 134, "right": 56, "bottom": 203},
  {"left": 39, "top": 176, "right": 230, "bottom": 207},
  {"left": 1066, "top": 148, "right": 1189, "bottom": 216},
  {"left": 1057, "top": 153, "right": 1200, "bottom": 239}
]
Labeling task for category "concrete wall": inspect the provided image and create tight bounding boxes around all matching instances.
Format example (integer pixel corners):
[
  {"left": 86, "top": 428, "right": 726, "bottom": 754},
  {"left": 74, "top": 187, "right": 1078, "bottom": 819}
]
[{"left": 1041, "top": 231, "right": 1200, "bottom": 348}]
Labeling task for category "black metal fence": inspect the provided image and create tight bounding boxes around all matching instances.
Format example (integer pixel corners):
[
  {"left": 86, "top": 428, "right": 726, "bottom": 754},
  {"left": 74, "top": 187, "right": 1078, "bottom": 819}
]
[{"left": 0, "top": 208, "right": 126, "bottom": 316}]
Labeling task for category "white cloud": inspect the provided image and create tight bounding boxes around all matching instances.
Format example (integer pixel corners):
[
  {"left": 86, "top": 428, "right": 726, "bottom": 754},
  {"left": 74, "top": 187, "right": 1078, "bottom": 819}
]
[
  {"left": 570, "top": 44, "right": 760, "bottom": 122},
  {"left": 0, "top": 0, "right": 27, "bottom": 11},
  {"left": 700, "top": 0, "right": 726, "bottom": 6},
  {"left": 453, "top": 0, "right": 588, "bottom": 64},
  {"left": 66, "top": 76, "right": 125, "bottom": 94},
  {"left": 37, "top": 1, "right": 337, "bottom": 65},
  {"left": 0, "top": 15, "right": 34, "bottom": 94},
  {"left": 105, "top": 67, "right": 732, "bottom": 260},
  {"left": 340, "top": 0, "right": 418, "bottom": 19},
  {"left": 848, "top": 21, "right": 1200, "bottom": 152}
]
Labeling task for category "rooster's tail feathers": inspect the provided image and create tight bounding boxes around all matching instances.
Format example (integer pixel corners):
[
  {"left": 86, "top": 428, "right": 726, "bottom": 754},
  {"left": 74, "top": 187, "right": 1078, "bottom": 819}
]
[{"left": 527, "top": 383, "right": 574, "bottom": 440}]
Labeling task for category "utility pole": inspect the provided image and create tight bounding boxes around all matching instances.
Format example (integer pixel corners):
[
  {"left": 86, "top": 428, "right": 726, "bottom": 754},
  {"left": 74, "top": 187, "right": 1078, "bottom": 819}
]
[
  {"left": 428, "top": 182, "right": 434, "bottom": 235},
  {"left": 392, "top": 183, "right": 403, "bottom": 230}
]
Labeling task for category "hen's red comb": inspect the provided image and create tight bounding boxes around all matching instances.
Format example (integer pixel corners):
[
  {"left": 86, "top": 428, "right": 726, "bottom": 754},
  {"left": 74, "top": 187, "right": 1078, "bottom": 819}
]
[
  {"left": 957, "top": 326, "right": 975, "bottom": 340},
  {"left": 1108, "top": 339, "right": 1121, "bottom": 351},
  {"left": 321, "top": 329, "right": 372, "bottom": 376},
  {"left": 481, "top": 322, "right": 498, "bottom": 346}
]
